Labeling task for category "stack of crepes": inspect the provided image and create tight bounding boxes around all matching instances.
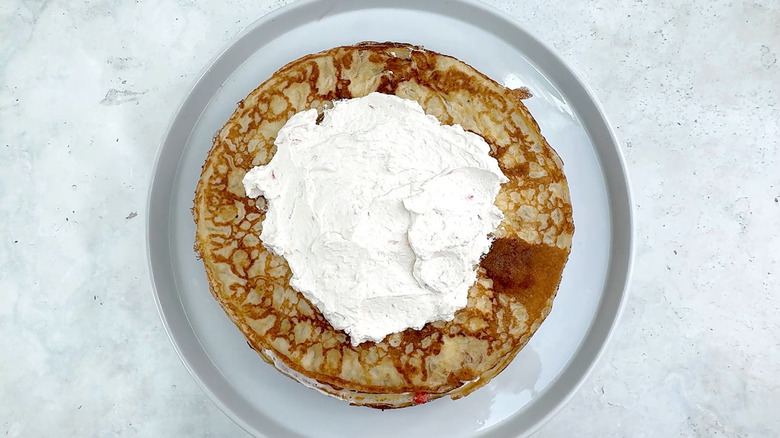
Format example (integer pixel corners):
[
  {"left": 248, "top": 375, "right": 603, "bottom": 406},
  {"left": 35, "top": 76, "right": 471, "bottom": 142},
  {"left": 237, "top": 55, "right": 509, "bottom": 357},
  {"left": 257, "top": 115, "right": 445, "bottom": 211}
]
[{"left": 193, "top": 42, "right": 574, "bottom": 408}]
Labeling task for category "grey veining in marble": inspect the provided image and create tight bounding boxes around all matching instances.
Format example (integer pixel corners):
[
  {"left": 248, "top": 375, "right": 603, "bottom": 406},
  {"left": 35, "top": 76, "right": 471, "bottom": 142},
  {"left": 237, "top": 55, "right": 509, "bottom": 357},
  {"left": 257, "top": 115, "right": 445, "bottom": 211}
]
[{"left": 1, "top": 0, "right": 778, "bottom": 436}]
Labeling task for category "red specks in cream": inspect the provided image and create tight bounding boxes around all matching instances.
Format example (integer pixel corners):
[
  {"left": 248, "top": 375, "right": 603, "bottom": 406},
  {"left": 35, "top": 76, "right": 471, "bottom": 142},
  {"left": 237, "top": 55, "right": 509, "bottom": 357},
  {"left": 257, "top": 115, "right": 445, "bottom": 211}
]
[{"left": 413, "top": 392, "right": 430, "bottom": 404}]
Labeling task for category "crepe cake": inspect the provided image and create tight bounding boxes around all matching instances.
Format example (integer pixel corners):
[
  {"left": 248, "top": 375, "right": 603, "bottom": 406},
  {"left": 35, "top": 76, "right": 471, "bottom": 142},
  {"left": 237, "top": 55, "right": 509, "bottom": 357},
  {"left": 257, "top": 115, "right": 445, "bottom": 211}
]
[{"left": 193, "top": 42, "right": 574, "bottom": 408}]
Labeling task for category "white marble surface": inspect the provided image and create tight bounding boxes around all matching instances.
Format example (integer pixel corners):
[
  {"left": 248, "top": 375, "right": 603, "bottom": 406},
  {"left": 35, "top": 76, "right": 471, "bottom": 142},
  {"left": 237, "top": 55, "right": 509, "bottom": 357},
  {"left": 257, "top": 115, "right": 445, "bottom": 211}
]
[{"left": 1, "top": 0, "right": 778, "bottom": 436}]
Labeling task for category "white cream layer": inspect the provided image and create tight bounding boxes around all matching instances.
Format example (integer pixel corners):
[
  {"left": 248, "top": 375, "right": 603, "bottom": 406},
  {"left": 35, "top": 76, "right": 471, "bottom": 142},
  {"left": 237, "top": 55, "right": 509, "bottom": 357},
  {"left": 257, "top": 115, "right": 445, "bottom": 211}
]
[{"left": 243, "top": 92, "right": 507, "bottom": 346}]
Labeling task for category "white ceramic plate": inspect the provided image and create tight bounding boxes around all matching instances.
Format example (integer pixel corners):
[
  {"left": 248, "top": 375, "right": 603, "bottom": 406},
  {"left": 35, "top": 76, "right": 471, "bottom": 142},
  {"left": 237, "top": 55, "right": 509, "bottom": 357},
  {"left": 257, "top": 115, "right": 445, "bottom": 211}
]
[{"left": 147, "top": 0, "right": 633, "bottom": 436}]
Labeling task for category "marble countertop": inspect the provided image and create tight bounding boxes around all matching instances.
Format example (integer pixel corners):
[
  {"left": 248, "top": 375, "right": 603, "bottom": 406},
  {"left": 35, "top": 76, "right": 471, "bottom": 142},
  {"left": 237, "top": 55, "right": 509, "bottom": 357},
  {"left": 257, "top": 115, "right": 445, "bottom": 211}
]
[{"left": 2, "top": 0, "right": 778, "bottom": 436}]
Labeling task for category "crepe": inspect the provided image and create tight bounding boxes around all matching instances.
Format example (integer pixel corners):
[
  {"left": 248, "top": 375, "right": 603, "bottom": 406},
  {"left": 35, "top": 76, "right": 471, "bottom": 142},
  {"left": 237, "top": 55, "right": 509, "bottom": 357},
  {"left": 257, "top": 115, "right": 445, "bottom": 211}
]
[{"left": 193, "top": 42, "right": 574, "bottom": 408}]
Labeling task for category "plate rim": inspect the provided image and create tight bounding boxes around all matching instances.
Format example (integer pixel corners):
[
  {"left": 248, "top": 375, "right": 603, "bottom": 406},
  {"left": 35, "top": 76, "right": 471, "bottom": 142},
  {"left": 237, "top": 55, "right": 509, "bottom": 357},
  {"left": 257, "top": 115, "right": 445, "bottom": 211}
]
[{"left": 146, "top": 0, "right": 635, "bottom": 436}]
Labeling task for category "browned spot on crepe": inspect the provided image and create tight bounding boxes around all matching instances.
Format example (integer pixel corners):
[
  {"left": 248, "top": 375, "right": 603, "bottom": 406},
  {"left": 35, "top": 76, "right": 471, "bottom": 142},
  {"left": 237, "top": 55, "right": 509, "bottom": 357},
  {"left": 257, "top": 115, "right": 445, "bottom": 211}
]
[{"left": 482, "top": 238, "right": 568, "bottom": 321}]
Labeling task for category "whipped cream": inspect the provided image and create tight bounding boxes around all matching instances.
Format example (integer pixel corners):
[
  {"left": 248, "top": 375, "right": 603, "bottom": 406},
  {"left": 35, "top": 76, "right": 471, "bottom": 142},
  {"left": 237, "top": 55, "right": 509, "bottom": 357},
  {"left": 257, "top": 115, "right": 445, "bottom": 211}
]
[{"left": 243, "top": 92, "right": 507, "bottom": 346}]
